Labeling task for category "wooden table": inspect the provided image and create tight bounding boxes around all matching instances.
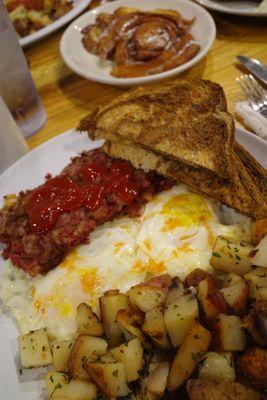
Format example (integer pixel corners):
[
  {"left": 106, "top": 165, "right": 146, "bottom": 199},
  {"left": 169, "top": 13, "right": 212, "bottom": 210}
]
[{"left": 25, "top": 4, "right": 267, "bottom": 149}]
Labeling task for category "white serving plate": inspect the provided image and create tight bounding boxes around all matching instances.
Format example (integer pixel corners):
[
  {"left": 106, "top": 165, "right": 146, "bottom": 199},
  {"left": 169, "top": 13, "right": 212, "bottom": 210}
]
[
  {"left": 194, "top": 0, "right": 267, "bottom": 17},
  {"left": 60, "top": 0, "right": 216, "bottom": 87},
  {"left": 0, "top": 127, "right": 266, "bottom": 400},
  {"left": 19, "top": 0, "right": 92, "bottom": 48}
]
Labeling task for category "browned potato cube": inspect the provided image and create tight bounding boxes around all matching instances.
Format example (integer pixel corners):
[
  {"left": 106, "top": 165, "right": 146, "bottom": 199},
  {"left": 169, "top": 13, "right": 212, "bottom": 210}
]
[
  {"left": 198, "top": 352, "right": 235, "bottom": 382},
  {"left": 167, "top": 320, "right": 211, "bottom": 391},
  {"left": 237, "top": 347, "right": 267, "bottom": 389},
  {"left": 140, "top": 362, "right": 160, "bottom": 400},
  {"left": 85, "top": 357, "right": 129, "bottom": 397},
  {"left": 243, "top": 301, "right": 267, "bottom": 346},
  {"left": 251, "top": 234, "right": 267, "bottom": 266},
  {"left": 147, "top": 361, "right": 169, "bottom": 396},
  {"left": 142, "top": 306, "right": 170, "bottom": 349},
  {"left": 219, "top": 273, "right": 248, "bottom": 314},
  {"left": 110, "top": 337, "right": 143, "bottom": 382},
  {"left": 164, "top": 294, "right": 198, "bottom": 347},
  {"left": 186, "top": 379, "right": 260, "bottom": 400},
  {"left": 52, "top": 340, "right": 73, "bottom": 372},
  {"left": 165, "top": 277, "right": 184, "bottom": 306},
  {"left": 251, "top": 219, "right": 267, "bottom": 245},
  {"left": 116, "top": 307, "right": 145, "bottom": 342},
  {"left": 44, "top": 371, "right": 97, "bottom": 400},
  {"left": 184, "top": 269, "right": 213, "bottom": 288},
  {"left": 210, "top": 236, "right": 253, "bottom": 275},
  {"left": 211, "top": 314, "right": 246, "bottom": 351},
  {"left": 76, "top": 303, "right": 103, "bottom": 336},
  {"left": 198, "top": 278, "right": 229, "bottom": 320},
  {"left": 144, "top": 274, "right": 172, "bottom": 291},
  {"left": 18, "top": 329, "right": 52, "bottom": 368},
  {"left": 68, "top": 335, "right": 107, "bottom": 379},
  {"left": 245, "top": 267, "right": 267, "bottom": 301},
  {"left": 99, "top": 292, "right": 129, "bottom": 347},
  {"left": 127, "top": 285, "right": 166, "bottom": 312}
]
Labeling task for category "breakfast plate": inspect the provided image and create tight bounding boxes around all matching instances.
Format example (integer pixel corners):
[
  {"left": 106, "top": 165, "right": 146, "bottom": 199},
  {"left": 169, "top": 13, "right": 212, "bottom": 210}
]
[
  {"left": 193, "top": 0, "right": 267, "bottom": 17},
  {"left": 19, "top": 0, "right": 92, "bottom": 48},
  {"left": 60, "top": 0, "right": 216, "bottom": 87},
  {"left": 0, "top": 126, "right": 266, "bottom": 400}
]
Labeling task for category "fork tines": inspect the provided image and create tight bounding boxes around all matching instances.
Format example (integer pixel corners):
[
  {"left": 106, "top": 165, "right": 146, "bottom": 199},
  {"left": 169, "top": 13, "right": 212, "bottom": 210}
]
[{"left": 236, "top": 74, "right": 267, "bottom": 115}]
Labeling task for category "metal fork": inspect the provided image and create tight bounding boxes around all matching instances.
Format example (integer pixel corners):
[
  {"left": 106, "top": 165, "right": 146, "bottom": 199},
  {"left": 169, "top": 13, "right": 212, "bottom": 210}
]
[{"left": 236, "top": 74, "right": 267, "bottom": 118}]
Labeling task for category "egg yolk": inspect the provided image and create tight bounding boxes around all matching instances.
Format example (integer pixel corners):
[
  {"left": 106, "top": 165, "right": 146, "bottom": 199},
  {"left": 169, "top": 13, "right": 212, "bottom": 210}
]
[{"left": 162, "top": 194, "right": 212, "bottom": 230}]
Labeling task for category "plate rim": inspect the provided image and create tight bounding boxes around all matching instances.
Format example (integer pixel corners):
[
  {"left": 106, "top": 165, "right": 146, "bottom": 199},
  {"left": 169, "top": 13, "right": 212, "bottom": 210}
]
[
  {"left": 19, "top": 0, "right": 92, "bottom": 48},
  {"left": 193, "top": 0, "right": 267, "bottom": 17},
  {"left": 60, "top": 0, "right": 216, "bottom": 87},
  {"left": 0, "top": 126, "right": 266, "bottom": 187}
]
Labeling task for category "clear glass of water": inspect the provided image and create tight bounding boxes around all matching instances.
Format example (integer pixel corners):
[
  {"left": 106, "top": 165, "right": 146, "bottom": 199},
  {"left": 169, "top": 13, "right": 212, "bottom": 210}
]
[{"left": 0, "top": 0, "right": 46, "bottom": 138}]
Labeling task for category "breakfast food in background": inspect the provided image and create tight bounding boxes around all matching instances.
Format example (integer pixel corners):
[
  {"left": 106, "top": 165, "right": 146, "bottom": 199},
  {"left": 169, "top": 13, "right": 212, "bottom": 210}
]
[
  {"left": 82, "top": 7, "right": 200, "bottom": 78},
  {"left": 5, "top": 0, "right": 73, "bottom": 37}
]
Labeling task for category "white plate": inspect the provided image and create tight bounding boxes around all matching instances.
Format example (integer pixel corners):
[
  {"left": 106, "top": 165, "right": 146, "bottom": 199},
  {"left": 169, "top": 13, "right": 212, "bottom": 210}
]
[
  {"left": 194, "top": 0, "right": 267, "bottom": 17},
  {"left": 60, "top": 0, "right": 216, "bottom": 87},
  {"left": 0, "top": 127, "right": 266, "bottom": 399},
  {"left": 19, "top": 0, "right": 92, "bottom": 48}
]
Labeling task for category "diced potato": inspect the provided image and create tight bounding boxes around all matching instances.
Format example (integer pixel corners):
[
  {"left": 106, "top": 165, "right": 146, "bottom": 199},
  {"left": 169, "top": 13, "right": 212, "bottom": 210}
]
[
  {"left": 44, "top": 371, "right": 97, "bottom": 400},
  {"left": 18, "top": 329, "right": 52, "bottom": 368},
  {"left": 85, "top": 357, "right": 129, "bottom": 397},
  {"left": 211, "top": 314, "right": 246, "bottom": 351},
  {"left": 245, "top": 267, "right": 267, "bottom": 301},
  {"left": 210, "top": 236, "right": 253, "bottom": 275},
  {"left": 140, "top": 362, "right": 160, "bottom": 400},
  {"left": 198, "top": 352, "right": 235, "bottom": 382},
  {"left": 143, "top": 306, "right": 170, "bottom": 349},
  {"left": 164, "top": 294, "right": 199, "bottom": 347},
  {"left": 236, "top": 347, "right": 267, "bottom": 389},
  {"left": 167, "top": 320, "right": 211, "bottom": 391},
  {"left": 243, "top": 301, "right": 267, "bottom": 346},
  {"left": 76, "top": 303, "right": 104, "bottom": 336},
  {"left": 147, "top": 362, "right": 170, "bottom": 396},
  {"left": 3, "top": 194, "right": 17, "bottom": 208},
  {"left": 44, "top": 371, "right": 70, "bottom": 398},
  {"left": 251, "top": 234, "right": 267, "bottom": 266},
  {"left": 99, "top": 292, "right": 129, "bottom": 347},
  {"left": 165, "top": 277, "right": 184, "bottom": 306},
  {"left": 52, "top": 340, "right": 73, "bottom": 372},
  {"left": 184, "top": 268, "right": 213, "bottom": 288},
  {"left": 110, "top": 337, "right": 143, "bottom": 382},
  {"left": 198, "top": 278, "right": 229, "bottom": 320},
  {"left": 116, "top": 307, "right": 145, "bottom": 342},
  {"left": 144, "top": 274, "right": 172, "bottom": 291},
  {"left": 186, "top": 379, "right": 260, "bottom": 400},
  {"left": 219, "top": 273, "right": 248, "bottom": 314},
  {"left": 127, "top": 284, "right": 167, "bottom": 312},
  {"left": 68, "top": 335, "right": 107, "bottom": 379},
  {"left": 251, "top": 219, "right": 267, "bottom": 245}
]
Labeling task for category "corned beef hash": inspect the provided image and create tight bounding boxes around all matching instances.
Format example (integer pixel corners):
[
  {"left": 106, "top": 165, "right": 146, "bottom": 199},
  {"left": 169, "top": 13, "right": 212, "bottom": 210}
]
[{"left": 0, "top": 147, "right": 172, "bottom": 276}]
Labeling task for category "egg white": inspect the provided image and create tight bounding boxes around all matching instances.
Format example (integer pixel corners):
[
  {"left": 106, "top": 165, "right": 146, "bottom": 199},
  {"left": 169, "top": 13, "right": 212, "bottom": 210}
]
[{"left": 0, "top": 185, "right": 250, "bottom": 341}]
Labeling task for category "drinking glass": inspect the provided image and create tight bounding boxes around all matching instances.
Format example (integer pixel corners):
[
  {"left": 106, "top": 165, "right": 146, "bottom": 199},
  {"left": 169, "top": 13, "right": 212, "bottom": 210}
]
[
  {"left": 0, "top": 95, "right": 28, "bottom": 175},
  {"left": 0, "top": 0, "right": 46, "bottom": 138}
]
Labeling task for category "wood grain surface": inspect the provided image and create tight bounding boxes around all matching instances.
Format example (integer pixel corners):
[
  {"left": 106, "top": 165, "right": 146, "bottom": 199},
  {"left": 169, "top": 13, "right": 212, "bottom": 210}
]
[{"left": 25, "top": 1, "right": 267, "bottom": 149}]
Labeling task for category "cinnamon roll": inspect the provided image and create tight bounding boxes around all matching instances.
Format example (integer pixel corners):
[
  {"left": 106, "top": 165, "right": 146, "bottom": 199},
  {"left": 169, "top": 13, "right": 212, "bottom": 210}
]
[{"left": 82, "top": 7, "right": 200, "bottom": 78}]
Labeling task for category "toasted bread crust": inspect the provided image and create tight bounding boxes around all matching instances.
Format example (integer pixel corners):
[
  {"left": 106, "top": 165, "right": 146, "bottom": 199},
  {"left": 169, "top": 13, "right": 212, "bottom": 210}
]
[
  {"left": 78, "top": 79, "right": 267, "bottom": 220},
  {"left": 79, "top": 80, "right": 235, "bottom": 179}
]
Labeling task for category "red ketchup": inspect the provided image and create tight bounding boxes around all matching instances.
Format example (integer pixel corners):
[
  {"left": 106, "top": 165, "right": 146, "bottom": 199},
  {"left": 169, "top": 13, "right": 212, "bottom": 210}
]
[{"left": 27, "top": 161, "right": 139, "bottom": 234}]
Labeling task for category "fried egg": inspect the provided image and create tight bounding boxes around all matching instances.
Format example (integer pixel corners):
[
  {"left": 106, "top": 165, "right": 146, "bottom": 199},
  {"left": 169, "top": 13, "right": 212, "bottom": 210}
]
[{"left": 0, "top": 185, "right": 250, "bottom": 341}]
